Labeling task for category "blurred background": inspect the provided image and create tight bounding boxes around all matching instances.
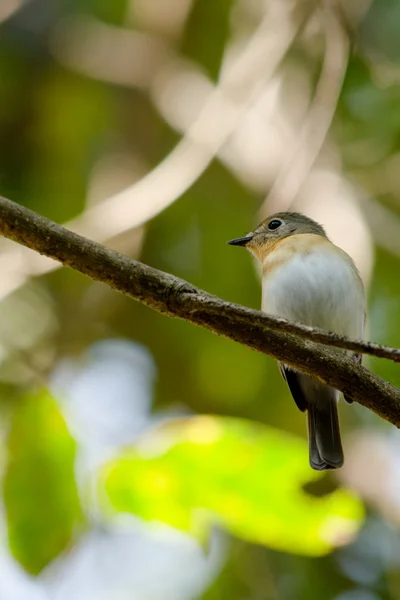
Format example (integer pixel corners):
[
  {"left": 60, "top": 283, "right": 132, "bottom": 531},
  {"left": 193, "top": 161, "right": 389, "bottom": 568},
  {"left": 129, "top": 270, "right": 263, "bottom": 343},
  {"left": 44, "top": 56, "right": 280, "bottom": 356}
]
[{"left": 0, "top": 0, "right": 399, "bottom": 598}]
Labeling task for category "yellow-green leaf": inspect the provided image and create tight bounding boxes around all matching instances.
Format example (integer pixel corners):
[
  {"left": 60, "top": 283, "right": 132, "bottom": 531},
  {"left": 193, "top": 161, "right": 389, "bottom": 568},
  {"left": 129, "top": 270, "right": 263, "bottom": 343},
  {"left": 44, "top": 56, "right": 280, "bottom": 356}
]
[
  {"left": 4, "top": 389, "right": 83, "bottom": 574},
  {"left": 100, "top": 416, "right": 364, "bottom": 557}
]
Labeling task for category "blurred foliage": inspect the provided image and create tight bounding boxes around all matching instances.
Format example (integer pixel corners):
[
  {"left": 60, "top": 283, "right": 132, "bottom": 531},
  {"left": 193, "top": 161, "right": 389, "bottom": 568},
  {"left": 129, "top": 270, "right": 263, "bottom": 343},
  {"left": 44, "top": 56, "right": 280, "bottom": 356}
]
[
  {"left": 3, "top": 389, "right": 83, "bottom": 574},
  {"left": 0, "top": 0, "right": 398, "bottom": 599},
  {"left": 102, "top": 416, "right": 364, "bottom": 556}
]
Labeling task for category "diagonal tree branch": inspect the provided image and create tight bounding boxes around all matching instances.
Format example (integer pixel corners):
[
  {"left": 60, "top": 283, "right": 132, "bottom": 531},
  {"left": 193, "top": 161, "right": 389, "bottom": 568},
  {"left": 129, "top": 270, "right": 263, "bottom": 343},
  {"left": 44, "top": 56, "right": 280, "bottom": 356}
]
[
  {"left": 0, "top": 0, "right": 308, "bottom": 304},
  {"left": 0, "top": 196, "right": 399, "bottom": 425}
]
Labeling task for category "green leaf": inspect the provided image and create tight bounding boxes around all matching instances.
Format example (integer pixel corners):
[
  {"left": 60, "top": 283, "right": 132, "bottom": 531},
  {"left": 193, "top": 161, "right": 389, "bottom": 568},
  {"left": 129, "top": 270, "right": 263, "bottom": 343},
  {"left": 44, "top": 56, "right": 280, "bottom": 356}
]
[
  {"left": 4, "top": 389, "right": 83, "bottom": 574},
  {"left": 100, "top": 417, "right": 364, "bottom": 557}
]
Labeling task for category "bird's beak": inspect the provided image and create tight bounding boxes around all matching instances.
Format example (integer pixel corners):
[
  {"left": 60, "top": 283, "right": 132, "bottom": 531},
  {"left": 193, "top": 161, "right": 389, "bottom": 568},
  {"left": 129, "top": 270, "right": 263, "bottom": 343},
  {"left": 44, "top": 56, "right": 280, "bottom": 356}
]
[{"left": 226, "top": 234, "right": 254, "bottom": 247}]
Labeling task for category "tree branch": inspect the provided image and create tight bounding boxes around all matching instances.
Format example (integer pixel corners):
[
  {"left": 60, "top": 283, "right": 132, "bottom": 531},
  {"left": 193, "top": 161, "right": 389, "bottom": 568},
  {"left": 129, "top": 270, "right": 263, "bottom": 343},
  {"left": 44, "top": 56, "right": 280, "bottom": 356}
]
[
  {"left": 0, "top": 196, "right": 399, "bottom": 426},
  {"left": 0, "top": 2, "right": 306, "bottom": 304}
]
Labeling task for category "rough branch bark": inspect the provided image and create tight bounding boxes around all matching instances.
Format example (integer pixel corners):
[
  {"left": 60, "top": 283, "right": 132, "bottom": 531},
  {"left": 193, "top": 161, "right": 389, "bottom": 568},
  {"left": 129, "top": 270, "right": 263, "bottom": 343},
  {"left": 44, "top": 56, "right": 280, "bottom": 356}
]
[{"left": 0, "top": 196, "right": 399, "bottom": 425}]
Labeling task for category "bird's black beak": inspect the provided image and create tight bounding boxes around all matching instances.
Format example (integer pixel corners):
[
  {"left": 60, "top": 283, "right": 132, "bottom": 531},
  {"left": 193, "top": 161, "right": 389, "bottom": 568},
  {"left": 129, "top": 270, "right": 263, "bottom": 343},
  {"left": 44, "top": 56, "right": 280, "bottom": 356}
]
[{"left": 226, "top": 235, "right": 253, "bottom": 247}]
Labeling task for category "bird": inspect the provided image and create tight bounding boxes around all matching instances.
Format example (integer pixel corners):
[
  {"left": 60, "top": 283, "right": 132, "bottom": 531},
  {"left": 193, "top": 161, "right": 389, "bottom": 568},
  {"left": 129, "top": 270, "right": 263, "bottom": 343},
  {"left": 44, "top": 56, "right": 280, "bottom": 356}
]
[{"left": 227, "top": 212, "right": 366, "bottom": 470}]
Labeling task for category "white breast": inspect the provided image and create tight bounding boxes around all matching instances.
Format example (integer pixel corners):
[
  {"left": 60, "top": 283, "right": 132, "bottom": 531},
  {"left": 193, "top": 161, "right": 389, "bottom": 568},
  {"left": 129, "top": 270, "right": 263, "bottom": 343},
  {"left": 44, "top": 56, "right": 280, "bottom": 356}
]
[{"left": 262, "top": 245, "right": 365, "bottom": 340}]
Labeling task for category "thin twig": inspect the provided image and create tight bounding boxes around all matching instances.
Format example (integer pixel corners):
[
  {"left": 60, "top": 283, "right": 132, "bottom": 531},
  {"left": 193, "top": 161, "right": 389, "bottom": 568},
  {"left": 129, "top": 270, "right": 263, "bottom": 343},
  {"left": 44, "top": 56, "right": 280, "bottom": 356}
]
[{"left": 0, "top": 196, "right": 399, "bottom": 427}]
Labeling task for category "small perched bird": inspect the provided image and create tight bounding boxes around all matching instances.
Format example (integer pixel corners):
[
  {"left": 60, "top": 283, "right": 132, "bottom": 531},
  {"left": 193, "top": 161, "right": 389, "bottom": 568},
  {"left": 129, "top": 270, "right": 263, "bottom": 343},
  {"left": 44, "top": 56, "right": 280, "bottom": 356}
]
[{"left": 227, "top": 212, "right": 366, "bottom": 470}]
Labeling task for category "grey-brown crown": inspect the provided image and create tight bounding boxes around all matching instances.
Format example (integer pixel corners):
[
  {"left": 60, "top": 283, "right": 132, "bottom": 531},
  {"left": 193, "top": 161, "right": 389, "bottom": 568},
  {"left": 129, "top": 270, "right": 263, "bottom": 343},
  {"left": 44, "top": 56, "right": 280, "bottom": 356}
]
[
  {"left": 227, "top": 211, "right": 327, "bottom": 249},
  {"left": 255, "top": 212, "right": 327, "bottom": 238}
]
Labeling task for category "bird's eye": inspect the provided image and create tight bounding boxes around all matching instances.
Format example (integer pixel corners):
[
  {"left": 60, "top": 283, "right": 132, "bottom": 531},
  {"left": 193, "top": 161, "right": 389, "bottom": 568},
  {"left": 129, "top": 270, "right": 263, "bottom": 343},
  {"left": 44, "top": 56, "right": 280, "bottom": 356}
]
[{"left": 268, "top": 219, "right": 282, "bottom": 230}]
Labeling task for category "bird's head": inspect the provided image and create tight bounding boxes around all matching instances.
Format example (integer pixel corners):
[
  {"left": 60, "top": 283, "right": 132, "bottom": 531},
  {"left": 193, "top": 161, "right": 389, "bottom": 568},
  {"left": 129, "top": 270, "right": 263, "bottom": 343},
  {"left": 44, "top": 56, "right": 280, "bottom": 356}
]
[{"left": 227, "top": 212, "right": 327, "bottom": 261}]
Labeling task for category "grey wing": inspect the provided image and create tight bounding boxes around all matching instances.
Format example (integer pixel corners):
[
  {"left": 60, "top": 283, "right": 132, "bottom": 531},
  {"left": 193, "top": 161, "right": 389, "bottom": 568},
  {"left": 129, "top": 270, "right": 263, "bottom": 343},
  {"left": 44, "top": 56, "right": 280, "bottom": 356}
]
[
  {"left": 279, "top": 364, "right": 307, "bottom": 412},
  {"left": 279, "top": 363, "right": 344, "bottom": 470}
]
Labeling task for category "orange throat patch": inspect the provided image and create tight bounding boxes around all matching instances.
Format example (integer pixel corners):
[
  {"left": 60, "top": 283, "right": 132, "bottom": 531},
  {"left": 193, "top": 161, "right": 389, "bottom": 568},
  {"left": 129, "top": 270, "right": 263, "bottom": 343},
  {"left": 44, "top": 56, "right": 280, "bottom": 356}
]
[{"left": 255, "top": 234, "right": 331, "bottom": 277}]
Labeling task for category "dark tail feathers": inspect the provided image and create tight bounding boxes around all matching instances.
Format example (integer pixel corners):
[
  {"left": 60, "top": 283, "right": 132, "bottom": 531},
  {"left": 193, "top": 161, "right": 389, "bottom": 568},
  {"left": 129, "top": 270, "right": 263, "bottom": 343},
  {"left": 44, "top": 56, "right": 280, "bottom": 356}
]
[{"left": 307, "top": 398, "right": 344, "bottom": 471}]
